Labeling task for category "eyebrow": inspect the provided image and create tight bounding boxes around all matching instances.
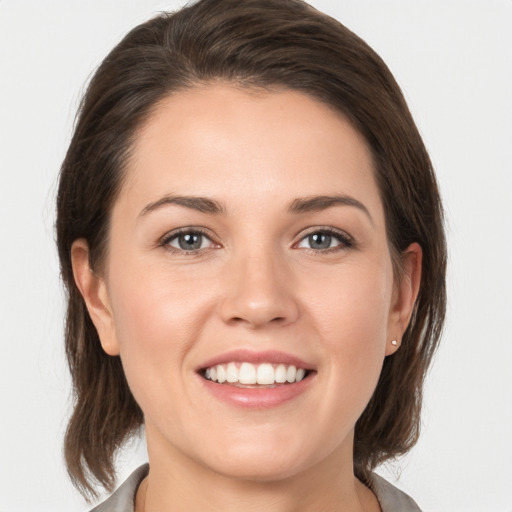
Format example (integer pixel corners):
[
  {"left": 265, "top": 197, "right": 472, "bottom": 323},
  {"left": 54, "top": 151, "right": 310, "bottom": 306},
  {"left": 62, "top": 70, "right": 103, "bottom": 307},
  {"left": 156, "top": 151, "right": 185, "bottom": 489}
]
[
  {"left": 139, "top": 193, "right": 372, "bottom": 223},
  {"left": 139, "top": 195, "right": 226, "bottom": 218},
  {"left": 288, "top": 195, "right": 373, "bottom": 224}
]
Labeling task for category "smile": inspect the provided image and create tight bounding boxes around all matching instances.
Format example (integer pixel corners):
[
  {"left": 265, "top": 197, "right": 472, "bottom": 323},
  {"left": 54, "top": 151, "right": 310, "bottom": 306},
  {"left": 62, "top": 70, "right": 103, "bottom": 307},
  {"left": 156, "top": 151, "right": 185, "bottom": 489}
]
[
  {"left": 202, "top": 362, "right": 308, "bottom": 386},
  {"left": 196, "top": 350, "right": 316, "bottom": 408}
]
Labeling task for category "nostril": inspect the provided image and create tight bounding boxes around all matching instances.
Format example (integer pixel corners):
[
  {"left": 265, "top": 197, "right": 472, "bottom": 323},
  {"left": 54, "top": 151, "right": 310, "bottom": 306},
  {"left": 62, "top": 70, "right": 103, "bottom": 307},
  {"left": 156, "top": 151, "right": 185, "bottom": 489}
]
[
  {"left": 228, "top": 315, "right": 287, "bottom": 328},
  {"left": 229, "top": 317, "right": 247, "bottom": 326}
]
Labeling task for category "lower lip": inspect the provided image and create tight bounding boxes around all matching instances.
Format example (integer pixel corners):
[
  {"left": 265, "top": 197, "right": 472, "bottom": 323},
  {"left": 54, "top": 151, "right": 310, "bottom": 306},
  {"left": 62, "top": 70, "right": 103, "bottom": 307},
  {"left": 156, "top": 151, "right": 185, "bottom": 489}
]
[{"left": 198, "top": 374, "right": 314, "bottom": 409}]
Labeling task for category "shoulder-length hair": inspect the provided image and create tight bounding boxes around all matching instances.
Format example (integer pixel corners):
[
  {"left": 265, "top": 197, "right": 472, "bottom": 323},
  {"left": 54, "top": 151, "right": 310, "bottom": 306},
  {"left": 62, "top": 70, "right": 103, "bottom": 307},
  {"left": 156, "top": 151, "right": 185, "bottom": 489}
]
[{"left": 56, "top": 0, "right": 446, "bottom": 498}]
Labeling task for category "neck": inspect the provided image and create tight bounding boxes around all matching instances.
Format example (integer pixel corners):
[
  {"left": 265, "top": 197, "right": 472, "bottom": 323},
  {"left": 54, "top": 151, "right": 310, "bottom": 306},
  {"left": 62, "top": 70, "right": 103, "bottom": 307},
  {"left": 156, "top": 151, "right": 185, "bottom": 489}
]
[{"left": 138, "top": 428, "right": 380, "bottom": 512}]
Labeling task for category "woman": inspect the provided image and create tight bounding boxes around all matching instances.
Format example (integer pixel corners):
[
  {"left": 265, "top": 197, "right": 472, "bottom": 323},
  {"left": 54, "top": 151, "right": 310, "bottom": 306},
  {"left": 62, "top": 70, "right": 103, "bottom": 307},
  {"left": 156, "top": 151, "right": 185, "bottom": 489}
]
[{"left": 56, "top": 0, "right": 446, "bottom": 510}]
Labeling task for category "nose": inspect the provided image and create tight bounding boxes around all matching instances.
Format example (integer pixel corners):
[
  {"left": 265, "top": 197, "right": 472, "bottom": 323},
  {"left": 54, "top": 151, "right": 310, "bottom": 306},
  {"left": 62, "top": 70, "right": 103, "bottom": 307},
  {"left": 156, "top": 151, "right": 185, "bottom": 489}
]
[{"left": 218, "top": 248, "right": 300, "bottom": 329}]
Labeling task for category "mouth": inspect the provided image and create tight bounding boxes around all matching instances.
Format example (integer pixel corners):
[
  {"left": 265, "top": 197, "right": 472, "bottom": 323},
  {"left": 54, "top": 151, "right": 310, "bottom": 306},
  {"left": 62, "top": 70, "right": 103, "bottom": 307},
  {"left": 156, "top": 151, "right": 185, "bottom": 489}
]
[
  {"left": 199, "top": 361, "right": 314, "bottom": 387},
  {"left": 196, "top": 350, "right": 317, "bottom": 404}
]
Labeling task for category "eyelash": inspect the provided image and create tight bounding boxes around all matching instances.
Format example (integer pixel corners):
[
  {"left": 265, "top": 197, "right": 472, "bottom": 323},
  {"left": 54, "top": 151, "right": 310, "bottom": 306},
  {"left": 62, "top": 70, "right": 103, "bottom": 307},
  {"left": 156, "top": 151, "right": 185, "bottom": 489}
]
[
  {"left": 159, "top": 227, "right": 217, "bottom": 256},
  {"left": 159, "top": 227, "right": 355, "bottom": 255},
  {"left": 295, "top": 227, "right": 355, "bottom": 253}
]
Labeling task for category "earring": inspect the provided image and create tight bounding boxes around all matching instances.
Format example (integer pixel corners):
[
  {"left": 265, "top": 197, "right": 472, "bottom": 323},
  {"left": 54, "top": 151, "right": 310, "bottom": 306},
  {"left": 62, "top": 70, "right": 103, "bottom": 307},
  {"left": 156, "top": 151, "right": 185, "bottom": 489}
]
[{"left": 391, "top": 339, "right": 398, "bottom": 346}]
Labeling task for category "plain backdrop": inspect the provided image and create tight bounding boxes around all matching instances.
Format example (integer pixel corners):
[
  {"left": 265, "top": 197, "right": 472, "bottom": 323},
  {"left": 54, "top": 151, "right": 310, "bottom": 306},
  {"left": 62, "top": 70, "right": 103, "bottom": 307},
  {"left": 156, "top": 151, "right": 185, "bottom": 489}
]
[{"left": 1, "top": 1, "right": 511, "bottom": 511}]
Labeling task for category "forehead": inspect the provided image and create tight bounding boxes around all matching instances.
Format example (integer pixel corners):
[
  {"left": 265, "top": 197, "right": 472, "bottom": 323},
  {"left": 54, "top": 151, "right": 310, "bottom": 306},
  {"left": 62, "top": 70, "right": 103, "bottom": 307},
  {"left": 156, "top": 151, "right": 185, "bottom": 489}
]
[{"left": 119, "top": 83, "right": 383, "bottom": 222}]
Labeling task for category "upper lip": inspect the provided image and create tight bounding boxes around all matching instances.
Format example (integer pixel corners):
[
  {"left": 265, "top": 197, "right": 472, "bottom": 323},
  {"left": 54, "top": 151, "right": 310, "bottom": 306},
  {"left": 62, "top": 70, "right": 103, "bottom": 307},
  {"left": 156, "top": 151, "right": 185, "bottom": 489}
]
[{"left": 197, "top": 349, "right": 316, "bottom": 371}]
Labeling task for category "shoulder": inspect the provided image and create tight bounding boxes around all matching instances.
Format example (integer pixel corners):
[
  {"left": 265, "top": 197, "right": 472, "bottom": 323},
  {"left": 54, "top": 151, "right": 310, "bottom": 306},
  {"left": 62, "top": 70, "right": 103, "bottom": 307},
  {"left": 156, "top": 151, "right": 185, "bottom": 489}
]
[
  {"left": 88, "top": 464, "right": 420, "bottom": 512},
  {"left": 369, "top": 473, "right": 422, "bottom": 512},
  {"left": 89, "top": 464, "right": 149, "bottom": 512}
]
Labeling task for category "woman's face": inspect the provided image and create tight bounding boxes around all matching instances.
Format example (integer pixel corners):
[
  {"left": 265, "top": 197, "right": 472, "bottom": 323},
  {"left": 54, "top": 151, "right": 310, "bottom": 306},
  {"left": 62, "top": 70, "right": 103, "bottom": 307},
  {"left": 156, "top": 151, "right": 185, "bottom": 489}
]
[{"left": 77, "top": 84, "right": 418, "bottom": 482}]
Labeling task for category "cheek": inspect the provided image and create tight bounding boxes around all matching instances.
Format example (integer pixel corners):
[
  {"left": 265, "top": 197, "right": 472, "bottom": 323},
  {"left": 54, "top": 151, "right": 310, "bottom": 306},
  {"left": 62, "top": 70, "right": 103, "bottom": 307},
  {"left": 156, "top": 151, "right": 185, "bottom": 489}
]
[
  {"left": 105, "top": 261, "right": 211, "bottom": 392},
  {"left": 105, "top": 272, "right": 214, "bottom": 438},
  {"left": 306, "top": 258, "right": 393, "bottom": 346},
  {"left": 108, "top": 255, "right": 212, "bottom": 345},
  {"left": 305, "top": 260, "right": 393, "bottom": 412}
]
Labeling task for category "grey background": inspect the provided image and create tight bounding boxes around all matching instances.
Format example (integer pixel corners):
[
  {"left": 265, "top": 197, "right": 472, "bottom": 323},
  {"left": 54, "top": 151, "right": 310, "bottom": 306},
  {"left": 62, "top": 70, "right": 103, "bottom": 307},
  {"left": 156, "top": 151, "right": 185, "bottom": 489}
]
[{"left": 1, "top": 1, "right": 511, "bottom": 510}]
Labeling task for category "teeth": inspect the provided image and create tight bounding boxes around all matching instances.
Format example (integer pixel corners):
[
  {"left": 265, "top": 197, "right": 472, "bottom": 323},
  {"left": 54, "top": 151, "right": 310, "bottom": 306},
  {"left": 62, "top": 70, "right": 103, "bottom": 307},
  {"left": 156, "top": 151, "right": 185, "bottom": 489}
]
[
  {"left": 217, "top": 365, "right": 227, "bottom": 383},
  {"left": 256, "top": 363, "right": 274, "bottom": 385},
  {"left": 275, "top": 364, "right": 287, "bottom": 383},
  {"left": 286, "top": 365, "right": 297, "bottom": 383},
  {"left": 204, "top": 362, "right": 309, "bottom": 385},
  {"left": 239, "top": 362, "right": 257, "bottom": 384},
  {"left": 226, "top": 362, "right": 238, "bottom": 383}
]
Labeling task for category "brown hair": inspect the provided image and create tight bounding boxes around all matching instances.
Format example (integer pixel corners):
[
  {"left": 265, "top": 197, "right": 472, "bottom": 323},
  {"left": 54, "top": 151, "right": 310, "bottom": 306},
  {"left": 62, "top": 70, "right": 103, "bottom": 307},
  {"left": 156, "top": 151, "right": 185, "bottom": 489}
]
[{"left": 56, "top": 0, "right": 446, "bottom": 498}]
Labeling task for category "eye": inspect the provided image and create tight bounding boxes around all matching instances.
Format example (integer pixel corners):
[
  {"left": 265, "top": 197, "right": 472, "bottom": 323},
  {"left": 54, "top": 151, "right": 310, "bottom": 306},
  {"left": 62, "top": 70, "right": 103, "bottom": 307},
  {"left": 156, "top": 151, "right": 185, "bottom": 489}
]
[
  {"left": 296, "top": 229, "right": 354, "bottom": 252},
  {"left": 160, "top": 229, "right": 217, "bottom": 253}
]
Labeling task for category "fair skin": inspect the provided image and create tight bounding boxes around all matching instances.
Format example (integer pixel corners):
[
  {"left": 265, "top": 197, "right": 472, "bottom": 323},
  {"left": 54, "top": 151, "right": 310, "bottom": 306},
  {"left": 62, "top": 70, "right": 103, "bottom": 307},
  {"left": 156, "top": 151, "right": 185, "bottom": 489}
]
[{"left": 72, "top": 84, "right": 421, "bottom": 512}]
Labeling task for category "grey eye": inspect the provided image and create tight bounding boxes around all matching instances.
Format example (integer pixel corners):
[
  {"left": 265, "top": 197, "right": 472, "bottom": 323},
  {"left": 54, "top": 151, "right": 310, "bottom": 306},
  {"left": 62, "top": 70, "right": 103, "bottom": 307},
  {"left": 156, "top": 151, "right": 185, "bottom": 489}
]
[
  {"left": 307, "top": 233, "right": 334, "bottom": 250},
  {"left": 178, "top": 233, "right": 202, "bottom": 250},
  {"left": 166, "top": 231, "right": 214, "bottom": 251},
  {"left": 296, "top": 229, "right": 353, "bottom": 251}
]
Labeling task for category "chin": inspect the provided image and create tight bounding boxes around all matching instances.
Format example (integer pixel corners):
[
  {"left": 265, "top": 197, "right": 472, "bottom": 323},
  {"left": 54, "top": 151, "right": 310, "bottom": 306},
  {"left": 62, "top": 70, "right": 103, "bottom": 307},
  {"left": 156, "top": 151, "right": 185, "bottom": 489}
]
[
  {"left": 195, "top": 427, "right": 332, "bottom": 483},
  {"left": 207, "top": 452, "right": 312, "bottom": 483}
]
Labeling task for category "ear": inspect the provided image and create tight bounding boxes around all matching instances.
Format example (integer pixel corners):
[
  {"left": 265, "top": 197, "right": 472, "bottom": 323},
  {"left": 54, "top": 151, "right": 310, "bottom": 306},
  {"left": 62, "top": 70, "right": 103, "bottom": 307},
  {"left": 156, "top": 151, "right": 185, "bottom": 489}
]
[
  {"left": 71, "top": 239, "right": 120, "bottom": 356},
  {"left": 386, "top": 242, "right": 422, "bottom": 356}
]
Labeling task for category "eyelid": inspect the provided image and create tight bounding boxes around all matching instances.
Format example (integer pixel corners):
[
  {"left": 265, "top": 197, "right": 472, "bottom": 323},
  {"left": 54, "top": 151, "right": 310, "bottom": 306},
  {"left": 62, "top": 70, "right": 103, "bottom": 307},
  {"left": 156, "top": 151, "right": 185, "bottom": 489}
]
[
  {"left": 157, "top": 225, "right": 355, "bottom": 254},
  {"left": 293, "top": 226, "right": 355, "bottom": 250},
  {"left": 159, "top": 226, "right": 220, "bottom": 253}
]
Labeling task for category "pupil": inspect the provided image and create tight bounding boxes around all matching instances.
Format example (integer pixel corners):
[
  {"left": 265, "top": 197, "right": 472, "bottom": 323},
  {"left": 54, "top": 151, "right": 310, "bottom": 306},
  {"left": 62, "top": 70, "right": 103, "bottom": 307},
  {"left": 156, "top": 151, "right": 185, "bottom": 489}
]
[
  {"left": 179, "top": 233, "right": 201, "bottom": 250},
  {"left": 310, "top": 233, "right": 331, "bottom": 249}
]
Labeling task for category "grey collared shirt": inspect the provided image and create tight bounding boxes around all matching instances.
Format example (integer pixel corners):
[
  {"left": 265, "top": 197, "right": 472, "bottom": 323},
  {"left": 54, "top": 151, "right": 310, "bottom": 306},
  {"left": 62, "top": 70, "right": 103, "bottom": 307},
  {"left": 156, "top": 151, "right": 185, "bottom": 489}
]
[{"left": 89, "top": 464, "right": 422, "bottom": 512}]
